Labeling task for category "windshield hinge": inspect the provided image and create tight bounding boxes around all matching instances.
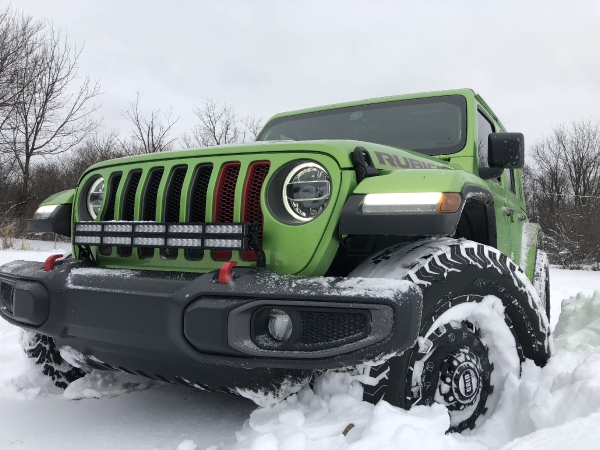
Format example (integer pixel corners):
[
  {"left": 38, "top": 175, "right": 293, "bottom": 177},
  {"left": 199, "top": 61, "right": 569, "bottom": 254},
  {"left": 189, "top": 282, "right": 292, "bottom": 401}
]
[{"left": 351, "top": 147, "right": 378, "bottom": 184}]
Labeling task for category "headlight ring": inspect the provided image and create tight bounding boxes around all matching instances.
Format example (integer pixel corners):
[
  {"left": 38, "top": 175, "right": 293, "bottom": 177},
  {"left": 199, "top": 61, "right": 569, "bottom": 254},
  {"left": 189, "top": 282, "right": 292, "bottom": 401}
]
[
  {"left": 86, "top": 177, "right": 105, "bottom": 220},
  {"left": 282, "top": 162, "right": 331, "bottom": 222}
]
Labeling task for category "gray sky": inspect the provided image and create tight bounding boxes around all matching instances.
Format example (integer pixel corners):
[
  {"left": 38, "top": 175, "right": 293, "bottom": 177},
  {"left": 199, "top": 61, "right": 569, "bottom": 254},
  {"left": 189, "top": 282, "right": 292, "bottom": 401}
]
[{"left": 15, "top": 0, "right": 600, "bottom": 150}]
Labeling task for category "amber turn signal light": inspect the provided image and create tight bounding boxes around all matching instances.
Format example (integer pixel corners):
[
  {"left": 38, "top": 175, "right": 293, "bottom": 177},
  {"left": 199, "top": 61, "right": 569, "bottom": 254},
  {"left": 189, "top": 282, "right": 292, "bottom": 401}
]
[{"left": 438, "top": 193, "right": 462, "bottom": 213}]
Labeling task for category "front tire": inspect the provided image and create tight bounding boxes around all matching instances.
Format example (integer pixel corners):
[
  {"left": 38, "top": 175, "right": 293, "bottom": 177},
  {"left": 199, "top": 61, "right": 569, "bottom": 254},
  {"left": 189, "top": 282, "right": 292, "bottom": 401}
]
[
  {"left": 21, "top": 331, "right": 85, "bottom": 389},
  {"left": 350, "top": 238, "right": 551, "bottom": 431}
]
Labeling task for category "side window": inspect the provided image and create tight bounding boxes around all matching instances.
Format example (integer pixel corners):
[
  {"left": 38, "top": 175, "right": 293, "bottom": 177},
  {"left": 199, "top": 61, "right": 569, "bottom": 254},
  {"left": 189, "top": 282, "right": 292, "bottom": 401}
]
[
  {"left": 517, "top": 169, "right": 525, "bottom": 201},
  {"left": 477, "top": 110, "right": 494, "bottom": 167},
  {"left": 506, "top": 168, "right": 516, "bottom": 194}
]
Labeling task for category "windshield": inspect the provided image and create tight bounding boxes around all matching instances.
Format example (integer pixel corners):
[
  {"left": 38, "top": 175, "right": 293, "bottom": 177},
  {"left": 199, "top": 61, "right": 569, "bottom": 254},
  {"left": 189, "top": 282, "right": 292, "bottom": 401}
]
[{"left": 257, "top": 95, "right": 467, "bottom": 156}]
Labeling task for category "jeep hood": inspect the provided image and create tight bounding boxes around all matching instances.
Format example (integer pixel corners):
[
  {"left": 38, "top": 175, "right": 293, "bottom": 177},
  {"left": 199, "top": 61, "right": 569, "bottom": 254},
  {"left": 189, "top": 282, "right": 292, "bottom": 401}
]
[{"left": 80, "top": 140, "right": 453, "bottom": 180}]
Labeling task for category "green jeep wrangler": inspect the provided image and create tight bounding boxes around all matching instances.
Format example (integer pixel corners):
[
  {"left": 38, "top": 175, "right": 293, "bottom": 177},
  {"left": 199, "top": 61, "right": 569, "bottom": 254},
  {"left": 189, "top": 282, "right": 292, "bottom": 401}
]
[{"left": 0, "top": 89, "right": 551, "bottom": 432}]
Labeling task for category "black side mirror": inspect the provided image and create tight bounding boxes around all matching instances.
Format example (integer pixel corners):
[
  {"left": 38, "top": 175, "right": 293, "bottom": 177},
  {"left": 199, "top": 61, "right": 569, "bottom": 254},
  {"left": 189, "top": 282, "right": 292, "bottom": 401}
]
[{"left": 488, "top": 133, "right": 524, "bottom": 169}]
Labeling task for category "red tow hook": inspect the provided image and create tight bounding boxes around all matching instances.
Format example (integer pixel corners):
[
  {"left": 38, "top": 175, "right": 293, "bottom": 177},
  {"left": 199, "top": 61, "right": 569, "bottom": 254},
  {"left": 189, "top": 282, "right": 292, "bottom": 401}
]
[
  {"left": 218, "top": 261, "right": 238, "bottom": 284},
  {"left": 44, "top": 254, "right": 63, "bottom": 272}
]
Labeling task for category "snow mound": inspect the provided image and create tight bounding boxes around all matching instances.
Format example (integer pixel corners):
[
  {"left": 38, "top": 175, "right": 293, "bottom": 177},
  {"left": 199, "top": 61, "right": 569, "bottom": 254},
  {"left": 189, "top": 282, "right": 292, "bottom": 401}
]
[
  {"left": 236, "top": 371, "right": 484, "bottom": 449},
  {"left": 236, "top": 290, "right": 600, "bottom": 449}
]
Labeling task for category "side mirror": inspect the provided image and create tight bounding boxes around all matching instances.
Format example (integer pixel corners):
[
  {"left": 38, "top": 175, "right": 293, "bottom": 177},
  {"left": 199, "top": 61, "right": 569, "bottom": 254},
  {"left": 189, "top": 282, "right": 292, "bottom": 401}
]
[{"left": 488, "top": 133, "right": 524, "bottom": 169}]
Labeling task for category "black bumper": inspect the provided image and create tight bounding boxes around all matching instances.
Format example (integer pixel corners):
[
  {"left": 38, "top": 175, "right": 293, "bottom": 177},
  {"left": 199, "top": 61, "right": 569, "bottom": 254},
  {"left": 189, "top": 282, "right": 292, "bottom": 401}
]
[{"left": 0, "top": 259, "right": 422, "bottom": 393}]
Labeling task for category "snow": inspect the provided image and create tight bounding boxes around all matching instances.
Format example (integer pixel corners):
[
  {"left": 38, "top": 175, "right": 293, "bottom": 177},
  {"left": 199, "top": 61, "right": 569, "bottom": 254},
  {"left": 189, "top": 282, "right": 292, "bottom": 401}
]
[{"left": 3, "top": 248, "right": 600, "bottom": 448}]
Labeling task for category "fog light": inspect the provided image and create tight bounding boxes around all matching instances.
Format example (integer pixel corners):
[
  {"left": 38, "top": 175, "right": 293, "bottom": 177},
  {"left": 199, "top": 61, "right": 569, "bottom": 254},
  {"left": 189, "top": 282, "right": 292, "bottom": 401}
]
[{"left": 267, "top": 309, "right": 293, "bottom": 342}]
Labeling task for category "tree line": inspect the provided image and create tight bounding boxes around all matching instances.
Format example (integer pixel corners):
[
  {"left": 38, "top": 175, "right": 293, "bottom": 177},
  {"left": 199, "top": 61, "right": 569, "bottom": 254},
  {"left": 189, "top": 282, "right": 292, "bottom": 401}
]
[
  {"left": 525, "top": 119, "right": 600, "bottom": 269},
  {"left": 1, "top": 7, "right": 599, "bottom": 269},
  {"left": 0, "top": 6, "right": 260, "bottom": 234}
]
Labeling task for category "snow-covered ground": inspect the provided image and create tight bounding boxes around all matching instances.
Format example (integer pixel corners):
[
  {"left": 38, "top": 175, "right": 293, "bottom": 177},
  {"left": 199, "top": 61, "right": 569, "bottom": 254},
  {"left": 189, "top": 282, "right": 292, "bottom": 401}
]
[{"left": 2, "top": 247, "right": 600, "bottom": 449}]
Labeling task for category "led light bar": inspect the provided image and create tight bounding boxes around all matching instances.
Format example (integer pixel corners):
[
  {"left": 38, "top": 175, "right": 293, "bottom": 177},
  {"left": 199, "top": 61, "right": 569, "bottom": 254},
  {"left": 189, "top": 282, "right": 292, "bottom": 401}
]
[
  {"left": 205, "top": 224, "right": 243, "bottom": 234},
  {"left": 75, "top": 223, "right": 102, "bottom": 232},
  {"left": 104, "top": 223, "right": 133, "bottom": 233},
  {"left": 169, "top": 224, "right": 203, "bottom": 233},
  {"left": 73, "top": 221, "right": 258, "bottom": 254},
  {"left": 33, "top": 205, "right": 58, "bottom": 220},
  {"left": 135, "top": 223, "right": 166, "bottom": 233},
  {"left": 204, "top": 238, "right": 242, "bottom": 248},
  {"left": 362, "top": 192, "right": 443, "bottom": 214},
  {"left": 133, "top": 237, "right": 165, "bottom": 246},
  {"left": 166, "top": 238, "right": 203, "bottom": 247},
  {"left": 103, "top": 236, "right": 132, "bottom": 246},
  {"left": 74, "top": 235, "right": 101, "bottom": 245}
]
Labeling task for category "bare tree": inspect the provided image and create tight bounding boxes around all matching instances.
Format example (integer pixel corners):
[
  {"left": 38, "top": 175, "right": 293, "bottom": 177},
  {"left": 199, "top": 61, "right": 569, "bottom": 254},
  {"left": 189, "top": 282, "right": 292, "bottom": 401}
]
[
  {"left": 0, "top": 25, "right": 101, "bottom": 223},
  {"left": 527, "top": 119, "right": 600, "bottom": 268},
  {"left": 0, "top": 7, "right": 43, "bottom": 130},
  {"left": 119, "top": 91, "right": 179, "bottom": 155},
  {"left": 241, "top": 115, "right": 263, "bottom": 140},
  {"left": 180, "top": 98, "right": 261, "bottom": 148}
]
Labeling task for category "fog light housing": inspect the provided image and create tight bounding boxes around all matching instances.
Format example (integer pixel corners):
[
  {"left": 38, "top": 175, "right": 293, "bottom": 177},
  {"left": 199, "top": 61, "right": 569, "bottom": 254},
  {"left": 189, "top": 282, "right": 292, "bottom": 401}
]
[{"left": 267, "top": 309, "right": 293, "bottom": 342}]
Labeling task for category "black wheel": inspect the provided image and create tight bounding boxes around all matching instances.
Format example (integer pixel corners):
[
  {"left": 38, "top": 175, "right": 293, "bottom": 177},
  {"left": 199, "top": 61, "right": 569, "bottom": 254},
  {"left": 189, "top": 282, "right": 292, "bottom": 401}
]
[
  {"left": 410, "top": 316, "right": 494, "bottom": 431},
  {"left": 21, "top": 330, "right": 85, "bottom": 389},
  {"left": 350, "top": 238, "right": 551, "bottom": 431}
]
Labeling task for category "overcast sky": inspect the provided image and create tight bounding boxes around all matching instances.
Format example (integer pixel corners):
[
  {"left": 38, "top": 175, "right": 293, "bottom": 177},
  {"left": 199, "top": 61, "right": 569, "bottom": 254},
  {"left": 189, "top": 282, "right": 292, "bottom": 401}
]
[{"left": 15, "top": 0, "right": 600, "bottom": 150}]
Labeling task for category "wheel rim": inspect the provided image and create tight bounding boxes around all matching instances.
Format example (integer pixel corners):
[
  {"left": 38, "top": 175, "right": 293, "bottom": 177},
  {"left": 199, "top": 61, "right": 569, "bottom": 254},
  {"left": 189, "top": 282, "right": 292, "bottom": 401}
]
[{"left": 409, "top": 320, "right": 494, "bottom": 432}]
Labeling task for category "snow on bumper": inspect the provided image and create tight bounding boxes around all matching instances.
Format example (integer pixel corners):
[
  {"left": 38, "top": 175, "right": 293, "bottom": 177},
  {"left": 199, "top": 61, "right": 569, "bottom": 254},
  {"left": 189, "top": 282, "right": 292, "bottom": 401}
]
[{"left": 0, "top": 259, "right": 422, "bottom": 392}]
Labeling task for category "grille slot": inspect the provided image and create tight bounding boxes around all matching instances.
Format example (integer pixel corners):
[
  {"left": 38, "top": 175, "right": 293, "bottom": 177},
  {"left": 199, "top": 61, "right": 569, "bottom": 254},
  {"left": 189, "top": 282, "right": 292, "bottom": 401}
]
[
  {"left": 101, "top": 173, "right": 122, "bottom": 221},
  {"left": 143, "top": 168, "right": 164, "bottom": 221},
  {"left": 300, "top": 311, "right": 370, "bottom": 346},
  {"left": 0, "top": 279, "right": 15, "bottom": 315},
  {"left": 186, "top": 164, "right": 213, "bottom": 260},
  {"left": 139, "top": 168, "right": 164, "bottom": 259},
  {"left": 99, "top": 173, "right": 122, "bottom": 256},
  {"left": 119, "top": 170, "right": 142, "bottom": 257},
  {"left": 122, "top": 170, "right": 142, "bottom": 221},
  {"left": 213, "top": 162, "right": 241, "bottom": 261},
  {"left": 162, "top": 166, "right": 188, "bottom": 259},
  {"left": 241, "top": 161, "right": 270, "bottom": 261}
]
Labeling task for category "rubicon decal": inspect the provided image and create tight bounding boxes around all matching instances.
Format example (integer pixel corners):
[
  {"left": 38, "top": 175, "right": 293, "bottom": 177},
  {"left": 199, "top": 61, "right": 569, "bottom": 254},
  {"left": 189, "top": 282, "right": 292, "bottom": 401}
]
[{"left": 374, "top": 151, "right": 447, "bottom": 170}]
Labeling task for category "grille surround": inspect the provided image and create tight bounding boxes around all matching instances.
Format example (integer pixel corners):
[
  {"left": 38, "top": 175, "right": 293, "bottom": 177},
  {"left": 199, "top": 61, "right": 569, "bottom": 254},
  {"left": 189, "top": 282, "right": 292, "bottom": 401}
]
[{"left": 78, "top": 157, "right": 286, "bottom": 265}]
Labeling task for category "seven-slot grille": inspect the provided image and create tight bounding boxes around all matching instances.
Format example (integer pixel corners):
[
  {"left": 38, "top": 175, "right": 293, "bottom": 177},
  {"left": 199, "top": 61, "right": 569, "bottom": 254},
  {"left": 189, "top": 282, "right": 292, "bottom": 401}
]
[{"left": 81, "top": 161, "right": 270, "bottom": 261}]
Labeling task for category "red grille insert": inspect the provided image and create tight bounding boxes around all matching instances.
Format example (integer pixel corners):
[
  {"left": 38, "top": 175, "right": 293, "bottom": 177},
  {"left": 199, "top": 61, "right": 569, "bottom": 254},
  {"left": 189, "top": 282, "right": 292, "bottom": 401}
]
[
  {"left": 213, "top": 162, "right": 241, "bottom": 260},
  {"left": 241, "top": 161, "right": 270, "bottom": 260}
]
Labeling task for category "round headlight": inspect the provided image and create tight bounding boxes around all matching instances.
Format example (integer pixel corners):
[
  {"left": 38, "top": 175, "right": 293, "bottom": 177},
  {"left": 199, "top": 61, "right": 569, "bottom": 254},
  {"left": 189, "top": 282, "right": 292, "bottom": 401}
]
[
  {"left": 282, "top": 162, "right": 331, "bottom": 222},
  {"left": 87, "top": 177, "right": 105, "bottom": 220},
  {"left": 267, "top": 309, "right": 293, "bottom": 342}
]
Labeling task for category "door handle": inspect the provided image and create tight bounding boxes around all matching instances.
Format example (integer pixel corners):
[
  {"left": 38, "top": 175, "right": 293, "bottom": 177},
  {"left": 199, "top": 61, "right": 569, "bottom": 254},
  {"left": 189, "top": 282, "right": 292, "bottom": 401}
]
[
  {"left": 502, "top": 207, "right": 515, "bottom": 217},
  {"left": 517, "top": 214, "right": 527, "bottom": 221}
]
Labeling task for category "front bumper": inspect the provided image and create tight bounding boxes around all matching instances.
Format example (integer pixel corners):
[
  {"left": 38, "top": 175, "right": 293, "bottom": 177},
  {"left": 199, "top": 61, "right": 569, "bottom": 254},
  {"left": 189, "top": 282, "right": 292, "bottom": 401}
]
[{"left": 0, "top": 258, "right": 422, "bottom": 393}]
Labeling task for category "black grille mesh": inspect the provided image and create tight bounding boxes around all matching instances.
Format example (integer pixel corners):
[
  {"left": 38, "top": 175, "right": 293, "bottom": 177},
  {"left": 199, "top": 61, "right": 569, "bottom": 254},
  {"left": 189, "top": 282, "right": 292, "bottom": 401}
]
[
  {"left": 163, "top": 166, "right": 188, "bottom": 259},
  {"left": 143, "top": 168, "right": 164, "bottom": 221},
  {"left": 122, "top": 170, "right": 142, "bottom": 221},
  {"left": 300, "top": 311, "right": 369, "bottom": 345},
  {"left": 189, "top": 164, "right": 213, "bottom": 223},
  {"left": 186, "top": 164, "right": 213, "bottom": 260},
  {"left": 165, "top": 166, "right": 188, "bottom": 223},
  {"left": 101, "top": 173, "right": 122, "bottom": 221},
  {"left": 140, "top": 168, "right": 164, "bottom": 259},
  {"left": 0, "top": 280, "right": 14, "bottom": 315}
]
